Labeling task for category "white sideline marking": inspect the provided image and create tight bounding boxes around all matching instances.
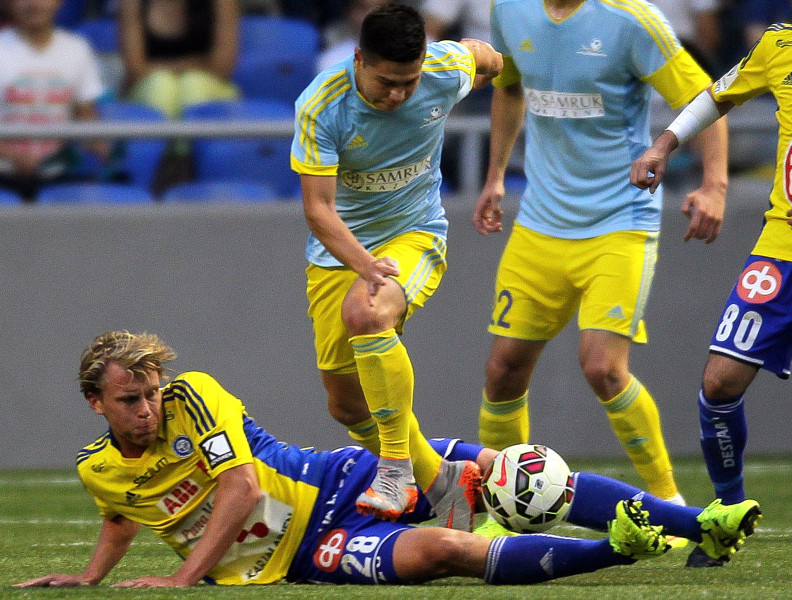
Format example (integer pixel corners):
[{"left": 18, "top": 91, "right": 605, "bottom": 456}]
[
  {"left": 28, "top": 541, "right": 162, "bottom": 548},
  {"left": 1, "top": 462, "right": 789, "bottom": 486},
  {"left": 0, "top": 478, "right": 80, "bottom": 485},
  {"left": 0, "top": 519, "right": 97, "bottom": 525}
]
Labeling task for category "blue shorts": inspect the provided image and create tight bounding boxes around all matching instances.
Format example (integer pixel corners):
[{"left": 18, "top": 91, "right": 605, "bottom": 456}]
[
  {"left": 286, "top": 438, "right": 480, "bottom": 584},
  {"left": 710, "top": 255, "right": 792, "bottom": 378}
]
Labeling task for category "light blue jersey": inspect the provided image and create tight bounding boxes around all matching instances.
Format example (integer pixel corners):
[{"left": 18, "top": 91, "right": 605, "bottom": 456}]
[
  {"left": 291, "top": 41, "right": 474, "bottom": 267},
  {"left": 491, "top": 0, "right": 711, "bottom": 238}
]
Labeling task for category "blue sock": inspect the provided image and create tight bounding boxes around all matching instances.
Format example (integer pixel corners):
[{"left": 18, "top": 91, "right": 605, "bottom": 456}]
[
  {"left": 484, "top": 534, "right": 629, "bottom": 584},
  {"left": 566, "top": 472, "right": 703, "bottom": 541},
  {"left": 698, "top": 390, "right": 747, "bottom": 503}
]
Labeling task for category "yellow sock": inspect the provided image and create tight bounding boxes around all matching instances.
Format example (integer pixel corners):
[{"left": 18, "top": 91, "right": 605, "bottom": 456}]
[
  {"left": 347, "top": 416, "right": 380, "bottom": 456},
  {"left": 408, "top": 413, "right": 443, "bottom": 490},
  {"left": 351, "top": 329, "right": 412, "bottom": 461},
  {"left": 478, "top": 390, "right": 529, "bottom": 450},
  {"left": 601, "top": 376, "right": 678, "bottom": 499}
]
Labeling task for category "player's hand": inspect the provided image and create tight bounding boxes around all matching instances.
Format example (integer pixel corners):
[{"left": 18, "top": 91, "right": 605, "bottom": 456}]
[
  {"left": 112, "top": 575, "right": 190, "bottom": 588},
  {"left": 786, "top": 207, "right": 792, "bottom": 227},
  {"left": 630, "top": 131, "right": 678, "bottom": 194},
  {"left": 681, "top": 182, "right": 725, "bottom": 243},
  {"left": 363, "top": 255, "right": 400, "bottom": 303},
  {"left": 14, "top": 573, "right": 92, "bottom": 587},
  {"left": 473, "top": 181, "right": 505, "bottom": 235}
]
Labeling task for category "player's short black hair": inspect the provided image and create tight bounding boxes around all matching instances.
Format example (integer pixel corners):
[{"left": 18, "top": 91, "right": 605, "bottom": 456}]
[{"left": 359, "top": 3, "right": 426, "bottom": 64}]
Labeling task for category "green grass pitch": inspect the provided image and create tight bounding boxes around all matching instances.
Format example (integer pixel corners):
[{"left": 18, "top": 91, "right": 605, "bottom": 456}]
[{"left": 1, "top": 455, "right": 790, "bottom": 600}]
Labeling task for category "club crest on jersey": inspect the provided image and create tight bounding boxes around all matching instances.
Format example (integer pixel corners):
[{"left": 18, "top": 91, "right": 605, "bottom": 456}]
[
  {"left": 737, "top": 260, "right": 782, "bottom": 304},
  {"left": 421, "top": 106, "right": 446, "bottom": 128},
  {"left": 172, "top": 435, "right": 194, "bottom": 458},
  {"left": 577, "top": 38, "right": 606, "bottom": 57},
  {"left": 200, "top": 432, "right": 236, "bottom": 469}
]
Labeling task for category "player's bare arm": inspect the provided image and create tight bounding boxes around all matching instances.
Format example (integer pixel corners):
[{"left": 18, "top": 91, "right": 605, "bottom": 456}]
[
  {"left": 680, "top": 116, "right": 728, "bottom": 243},
  {"left": 14, "top": 515, "right": 140, "bottom": 587},
  {"left": 473, "top": 82, "right": 525, "bottom": 235},
  {"left": 114, "top": 463, "right": 261, "bottom": 588},
  {"left": 301, "top": 174, "right": 400, "bottom": 300},
  {"left": 631, "top": 89, "right": 733, "bottom": 242},
  {"left": 459, "top": 38, "right": 503, "bottom": 89}
]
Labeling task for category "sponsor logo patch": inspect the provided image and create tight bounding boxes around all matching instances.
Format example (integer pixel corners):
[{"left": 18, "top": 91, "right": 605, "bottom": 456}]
[
  {"left": 158, "top": 478, "right": 202, "bottom": 515},
  {"left": 200, "top": 432, "right": 236, "bottom": 469},
  {"left": 737, "top": 260, "right": 782, "bottom": 304},
  {"left": 525, "top": 88, "right": 604, "bottom": 118},
  {"left": 340, "top": 156, "right": 432, "bottom": 192},
  {"left": 314, "top": 529, "right": 348, "bottom": 572}
]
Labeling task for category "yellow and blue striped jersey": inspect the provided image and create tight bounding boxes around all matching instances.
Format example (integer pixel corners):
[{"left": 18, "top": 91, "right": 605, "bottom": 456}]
[
  {"left": 76, "top": 371, "right": 326, "bottom": 585},
  {"left": 712, "top": 24, "right": 792, "bottom": 261},
  {"left": 490, "top": 0, "right": 711, "bottom": 238},
  {"left": 290, "top": 41, "right": 474, "bottom": 267}
]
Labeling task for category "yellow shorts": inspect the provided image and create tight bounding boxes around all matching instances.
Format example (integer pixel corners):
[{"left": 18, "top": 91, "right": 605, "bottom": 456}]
[
  {"left": 307, "top": 230, "right": 447, "bottom": 372},
  {"left": 489, "top": 224, "right": 658, "bottom": 343}
]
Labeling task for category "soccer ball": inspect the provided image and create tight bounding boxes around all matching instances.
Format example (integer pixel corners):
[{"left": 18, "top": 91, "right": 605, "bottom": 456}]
[{"left": 481, "top": 443, "right": 575, "bottom": 533}]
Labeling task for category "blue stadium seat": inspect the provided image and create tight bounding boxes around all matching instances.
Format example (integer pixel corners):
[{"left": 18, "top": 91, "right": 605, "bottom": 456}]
[
  {"left": 74, "top": 17, "right": 119, "bottom": 53},
  {"left": 98, "top": 101, "right": 168, "bottom": 191},
  {"left": 56, "top": 0, "right": 85, "bottom": 28},
  {"left": 161, "top": 180, "right": 279, "bottom": 203},
  {"left": 37, "top": 183, "right": 153, "bottom": 204},
  {"left": 234, "top": 53, "right": 316, "bottom": 105},
  {"left": 0, "top": 189, "right": 23, "bottom": 204},
  {"left": 234, "top": 16, "right": 318, "bottom": 104},
  {"left": 238, "top": 16, "right": 319, "bottom": 56},
  {"left": 183, "top": 100, "right": 299, "bottom": 198}
]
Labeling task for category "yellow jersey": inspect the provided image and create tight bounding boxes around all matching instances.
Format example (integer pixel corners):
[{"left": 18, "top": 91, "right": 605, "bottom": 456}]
[
  {"left": 712, "top": 24, "right": 792, "bottom": 261},
  {"left": 77, "top": 371, "right": 325, "bottom": 585}
]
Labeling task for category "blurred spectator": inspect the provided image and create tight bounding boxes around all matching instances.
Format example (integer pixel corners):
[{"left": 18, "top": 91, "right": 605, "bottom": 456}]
[
  {"left": 742, "top": 0, "right": 792, "bottom": 48},
  {"left": 279, "top": 0, "right": 348, "bottom": 28},
  {"left": 651, "top": 0, "right": 723, "bottom": 76},
  {"left": 316, "top": 0, "right": 379, "bottom": 72},
  {"left": 237, "top": 0, "right": 281, "bottom": 14},
  {"left": 119, "top": 0, "right": 240, "bottom": 192},
  {"left": 0, "top": 0, "right": 108, "bottom": 202},
  {"left": 421, "top": 0, "right": 493, "bottom": 192},
  {"left": 422, "top": 0, "right": 490, "bottom": 43},
  {"left": 120, "top": 0, "right": 239, "bottom": 119}
]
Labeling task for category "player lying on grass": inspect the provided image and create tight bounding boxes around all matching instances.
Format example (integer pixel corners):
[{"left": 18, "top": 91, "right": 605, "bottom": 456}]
[{"left": 15, "top": 331, "right": 761, "bottom": 588}]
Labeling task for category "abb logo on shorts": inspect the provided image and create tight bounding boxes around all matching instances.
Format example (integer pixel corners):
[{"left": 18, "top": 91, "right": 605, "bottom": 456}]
[
  {"left": 314, "top": 529, "right": 348, "bottom": 572},
  {"left": 737, "top": 260, "right": 782, "bottom": 304}
]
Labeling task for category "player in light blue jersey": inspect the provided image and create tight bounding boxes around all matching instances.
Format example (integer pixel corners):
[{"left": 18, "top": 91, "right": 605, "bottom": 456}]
[
  {"left": 473, "top": 0, "right": 729, "bottom": 510},
  {"left": 291, "top": 4, "right": 503, "bottom": 525}
]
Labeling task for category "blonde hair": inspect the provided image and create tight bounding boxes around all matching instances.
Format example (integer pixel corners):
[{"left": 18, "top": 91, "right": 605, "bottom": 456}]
[{"left": 79, "top": 331, "right": 177, "bottom": 398}]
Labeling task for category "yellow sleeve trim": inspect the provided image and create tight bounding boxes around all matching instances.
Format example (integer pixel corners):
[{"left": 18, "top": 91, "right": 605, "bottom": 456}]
[
  {"left": 295, "top": 72, "right": 351, "bottom": 167},
  {"left": 601, "top": 0, "right": 680, "bottom": 61},
  {"left": 291, "top": 154, "right": 338, "bottom": 176},
  {"left": 424, "top": 46, "right": 476, "bottom": 82},
  {"left": 493, "top": 55, "right": 520, "bottom": 88},
  {"left": 643, "top": 49, "right": 711, "bottom": 110}
]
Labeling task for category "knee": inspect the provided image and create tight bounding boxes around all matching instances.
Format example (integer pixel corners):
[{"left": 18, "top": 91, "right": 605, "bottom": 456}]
[
  {"left": 485, "top": 353, "right": 530, "bottom": 394},
  {"left": 341, "top": 286, "right": 402, "bottom": 336},
  {"left": 341, "top": 294, "right": 378, "bottom": 336},
  {"left": 410, "top": 531, "right": 470, "bottom": 574},
  {"left": 701, "top": 369, "right": 740, "bottom": 400},
  {"left": 580, "top": 356, "right": 624, "bottom": 395}
]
